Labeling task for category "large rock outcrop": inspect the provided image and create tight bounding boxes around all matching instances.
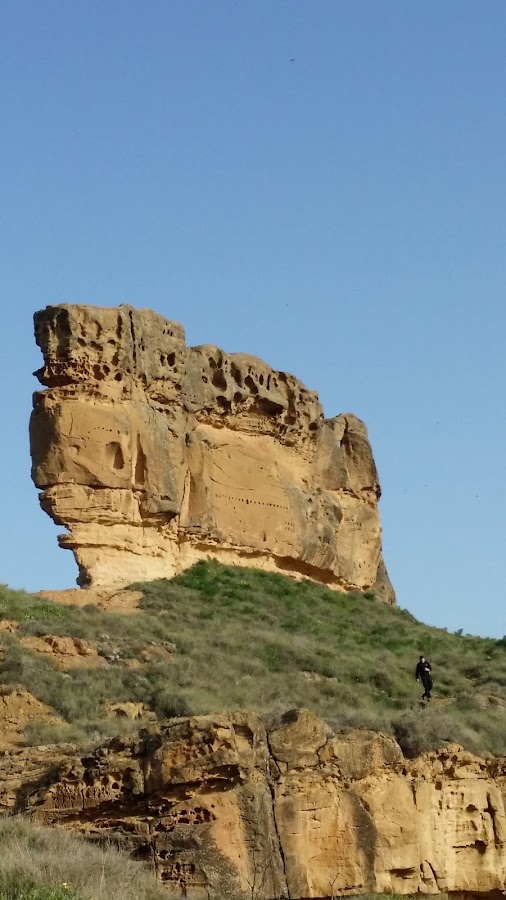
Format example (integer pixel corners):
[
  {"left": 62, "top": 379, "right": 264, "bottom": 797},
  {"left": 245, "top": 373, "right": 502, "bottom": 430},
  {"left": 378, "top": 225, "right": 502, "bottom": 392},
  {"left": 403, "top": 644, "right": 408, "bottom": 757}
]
[
  {"left": 30, "top": 304, "right": 394, "bottom": 599},
  {"left": 1, "top": 709, "right": 505, "bottom": 898}
]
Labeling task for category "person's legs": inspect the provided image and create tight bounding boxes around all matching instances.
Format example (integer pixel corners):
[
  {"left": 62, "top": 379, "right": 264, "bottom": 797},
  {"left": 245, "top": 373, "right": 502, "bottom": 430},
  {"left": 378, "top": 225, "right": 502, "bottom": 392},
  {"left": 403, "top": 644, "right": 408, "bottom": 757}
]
[{"left": 422, "top": 675, "right": 432, "bottom": 700}]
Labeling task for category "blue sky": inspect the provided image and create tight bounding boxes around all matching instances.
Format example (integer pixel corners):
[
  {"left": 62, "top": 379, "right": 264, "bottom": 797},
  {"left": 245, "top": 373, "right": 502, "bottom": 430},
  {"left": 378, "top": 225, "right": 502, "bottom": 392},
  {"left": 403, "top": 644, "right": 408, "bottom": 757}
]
[{"left": 1, "top": 1, "right": 505, "bottom": 637}]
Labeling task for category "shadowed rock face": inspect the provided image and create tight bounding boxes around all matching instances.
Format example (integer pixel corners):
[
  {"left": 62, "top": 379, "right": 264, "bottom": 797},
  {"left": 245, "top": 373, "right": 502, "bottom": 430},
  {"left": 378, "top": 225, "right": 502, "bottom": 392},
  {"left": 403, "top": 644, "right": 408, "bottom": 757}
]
[
  {"left": 30, "top": 304, "right": 394, "bottom": 599},
  {"left": 1, "top": 709, "right": 506, "bottom": 898}
]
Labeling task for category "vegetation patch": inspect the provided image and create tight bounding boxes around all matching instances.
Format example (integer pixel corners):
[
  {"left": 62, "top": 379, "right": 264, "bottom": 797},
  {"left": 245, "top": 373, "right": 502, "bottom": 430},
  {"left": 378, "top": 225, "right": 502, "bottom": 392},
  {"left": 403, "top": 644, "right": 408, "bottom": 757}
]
[
  {"left": 1, "top": 562, "right": 505, "bottom": 756},
  {"left": 0, "top": 817, "right": 165, "bottom": 900}
]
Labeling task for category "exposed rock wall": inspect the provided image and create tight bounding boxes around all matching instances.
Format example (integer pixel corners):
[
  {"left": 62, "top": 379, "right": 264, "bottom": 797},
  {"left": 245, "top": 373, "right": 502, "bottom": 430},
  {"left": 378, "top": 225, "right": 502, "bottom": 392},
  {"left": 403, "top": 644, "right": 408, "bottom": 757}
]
[
  {"left": 1, "top": 709, "right": 505, "bottom": 898},
  {"left": 30, "top": 304, "right": 394, "bottom": 600}
]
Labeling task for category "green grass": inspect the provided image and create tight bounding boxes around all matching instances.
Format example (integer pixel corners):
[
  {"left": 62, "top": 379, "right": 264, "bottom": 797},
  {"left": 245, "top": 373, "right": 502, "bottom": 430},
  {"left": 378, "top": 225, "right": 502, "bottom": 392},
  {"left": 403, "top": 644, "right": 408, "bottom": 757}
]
[
  {"left": 0, "top": 877, "right": 78, "bottom": 900},
  {"left": 0, "top": 817, "right": 165, "bottom": 900},
  {"left": 1, "top": 562, "right": 506, "bottom": 757}
]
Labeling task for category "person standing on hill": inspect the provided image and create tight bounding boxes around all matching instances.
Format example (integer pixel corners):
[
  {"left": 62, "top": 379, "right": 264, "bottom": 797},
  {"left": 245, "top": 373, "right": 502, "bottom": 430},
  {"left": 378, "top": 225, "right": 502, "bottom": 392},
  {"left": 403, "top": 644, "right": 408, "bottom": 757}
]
[{"left": 416, "top": 655, "right": 433, "bottom": 701}]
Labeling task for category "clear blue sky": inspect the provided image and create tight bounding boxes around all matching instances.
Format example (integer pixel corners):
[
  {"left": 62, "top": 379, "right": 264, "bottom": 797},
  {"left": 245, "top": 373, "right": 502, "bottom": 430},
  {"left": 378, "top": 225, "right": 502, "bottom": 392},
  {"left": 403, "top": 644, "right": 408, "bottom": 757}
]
[{"left": 1, "top": 1, "right": 505, "bottom": 637}]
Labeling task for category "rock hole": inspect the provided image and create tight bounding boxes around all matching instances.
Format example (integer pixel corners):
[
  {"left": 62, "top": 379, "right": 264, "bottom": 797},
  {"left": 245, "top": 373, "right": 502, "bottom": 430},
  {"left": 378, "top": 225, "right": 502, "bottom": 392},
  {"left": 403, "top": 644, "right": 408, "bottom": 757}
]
[
  {"left": 167, "top": 352, "right": 176, "bottom": 366},
  {"left": 56, "top": 312, "right": 72, "bottom": 337},
  {"left": 211, "top": 367, "right": 227, "bottom": 391},
  {"left": 108, "top": 443, "right": 124, "bottom": 470},
  {"left": 216, "top": 396, "right": 231, "bottom": 412},
  {"left": 131, "top": 845, "right": 152, "bottom": 862},
  {"left": 135, "top": 436, "right": 147, "bottom": 485},
  {"left": 231, "top": 363, "right": 242, "bottom": 386},
  {"left": 244, "top": 375, "right": 258, "bottom": 395},
  {"left": 255, "top": 396, "right": 283, "bottom": 416}
]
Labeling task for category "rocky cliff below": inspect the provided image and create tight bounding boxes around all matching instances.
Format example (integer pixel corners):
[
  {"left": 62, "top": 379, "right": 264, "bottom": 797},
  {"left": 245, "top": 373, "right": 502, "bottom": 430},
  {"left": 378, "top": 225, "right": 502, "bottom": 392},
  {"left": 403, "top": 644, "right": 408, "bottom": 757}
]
[
  {"left": 1, "top": 708, "right": 505, "bottom": 899},
  {"left": 30, "top": 304, "right": 394, "bottom": 599}
]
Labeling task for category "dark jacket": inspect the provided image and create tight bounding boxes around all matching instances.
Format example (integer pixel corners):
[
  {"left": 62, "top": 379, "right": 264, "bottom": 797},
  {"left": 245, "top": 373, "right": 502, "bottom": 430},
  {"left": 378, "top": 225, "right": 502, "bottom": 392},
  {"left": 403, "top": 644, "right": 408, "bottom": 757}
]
[{"left": 416, "top": 660, "right": 432, "bottom": 682}]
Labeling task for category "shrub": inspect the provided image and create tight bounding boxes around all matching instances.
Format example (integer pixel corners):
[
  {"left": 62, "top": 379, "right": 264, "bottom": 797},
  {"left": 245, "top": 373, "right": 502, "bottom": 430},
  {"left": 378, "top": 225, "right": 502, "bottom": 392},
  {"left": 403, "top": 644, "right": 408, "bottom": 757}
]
[
  {"left": 148, "top": 689, "right": 192, "bottom": 720},
  {"left": 393, "top": 708, "right": 455, "bottom": 757}
]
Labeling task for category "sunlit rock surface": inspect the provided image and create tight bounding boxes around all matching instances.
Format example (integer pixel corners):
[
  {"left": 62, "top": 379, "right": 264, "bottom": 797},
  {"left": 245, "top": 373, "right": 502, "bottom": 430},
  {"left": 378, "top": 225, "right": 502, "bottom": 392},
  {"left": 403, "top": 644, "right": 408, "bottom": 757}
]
[
  {"left": 30, "top": 304, "right": 394, "bottom": 600},
  {"left": 1, "top": 709, "right": 505, "bottom": 897}
]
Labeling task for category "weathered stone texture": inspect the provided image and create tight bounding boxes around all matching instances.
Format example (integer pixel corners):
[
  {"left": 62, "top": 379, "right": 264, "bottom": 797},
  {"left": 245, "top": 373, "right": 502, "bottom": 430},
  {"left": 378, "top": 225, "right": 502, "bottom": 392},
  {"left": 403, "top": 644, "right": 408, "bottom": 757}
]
[
  {"left": 30, "top": 304, "right": 394, "bottom": 599},
  {"left": 1, "top": 709, "right": 505, "bottom": 898}
]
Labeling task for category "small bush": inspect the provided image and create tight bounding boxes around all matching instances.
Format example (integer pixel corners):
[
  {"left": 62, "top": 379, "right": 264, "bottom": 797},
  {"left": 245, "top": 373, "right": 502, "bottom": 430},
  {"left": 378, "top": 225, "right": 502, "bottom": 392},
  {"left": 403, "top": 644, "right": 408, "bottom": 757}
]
[
  {"left": 148, "top": 689, "right": 192, "bottom": 720},
  {"left": 24, "top": 722, "right": 84, "bottom": 747},
  {"left": 393, "top": 707, "right": 454, "bottom": 757}
]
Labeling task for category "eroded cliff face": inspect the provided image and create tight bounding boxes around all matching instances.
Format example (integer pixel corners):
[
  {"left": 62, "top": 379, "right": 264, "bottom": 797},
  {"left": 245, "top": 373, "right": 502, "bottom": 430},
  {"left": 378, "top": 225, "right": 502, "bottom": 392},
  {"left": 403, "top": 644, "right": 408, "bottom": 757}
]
[
  {"left": 30, "top": 304, "right": 394, "bottom": 599},
  {"left": 1, "top": 709, "right": 505, "bottom": 899}
]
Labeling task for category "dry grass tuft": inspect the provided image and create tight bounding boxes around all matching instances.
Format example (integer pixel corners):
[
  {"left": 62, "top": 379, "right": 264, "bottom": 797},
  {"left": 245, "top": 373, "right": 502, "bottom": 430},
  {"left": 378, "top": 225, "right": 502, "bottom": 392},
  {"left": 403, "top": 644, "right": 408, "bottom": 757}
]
[{"left": 0, "top": 816, "right": 165, "bottom": 900}]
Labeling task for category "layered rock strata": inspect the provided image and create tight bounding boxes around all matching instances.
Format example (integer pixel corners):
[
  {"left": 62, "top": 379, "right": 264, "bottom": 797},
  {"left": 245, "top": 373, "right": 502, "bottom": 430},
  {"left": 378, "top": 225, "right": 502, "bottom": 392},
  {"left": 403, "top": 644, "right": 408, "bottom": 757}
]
[
  {"left": 30, "top": 304, "right": 394, "bottom": 599},
  {"left": 1, "top": 709, "right": 505, "bottom": 898}
]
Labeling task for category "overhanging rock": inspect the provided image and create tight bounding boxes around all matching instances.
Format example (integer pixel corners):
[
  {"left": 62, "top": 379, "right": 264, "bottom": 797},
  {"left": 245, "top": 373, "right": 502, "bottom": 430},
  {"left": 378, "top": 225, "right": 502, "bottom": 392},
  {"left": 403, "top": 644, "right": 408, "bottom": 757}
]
[{"left": 30, "top": 303, "right": 394, "bottom": 600}]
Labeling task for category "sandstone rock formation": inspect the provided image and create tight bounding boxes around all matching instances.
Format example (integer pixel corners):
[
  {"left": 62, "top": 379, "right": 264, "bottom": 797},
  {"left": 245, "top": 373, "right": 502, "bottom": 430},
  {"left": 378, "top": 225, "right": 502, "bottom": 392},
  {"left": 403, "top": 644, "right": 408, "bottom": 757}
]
[
  {"left": 1, "top": 709, "right": 505, "bottom": 898},
  {"left": 0, "top": 689, "right": 63, "bottom": 751},
  {"left": 30, "top": 304, "right": 394, "bottom": 600},
  {"left": 19, "top": 634, "right": 105, "bottom": 670}
]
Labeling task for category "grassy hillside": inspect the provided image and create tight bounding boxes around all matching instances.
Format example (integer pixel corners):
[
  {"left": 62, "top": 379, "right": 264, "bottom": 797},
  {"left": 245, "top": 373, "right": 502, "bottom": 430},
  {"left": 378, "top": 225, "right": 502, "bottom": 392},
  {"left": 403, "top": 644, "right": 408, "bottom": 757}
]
[{"left": 0, "top": 561, "right": 505, "bottom": 756}]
